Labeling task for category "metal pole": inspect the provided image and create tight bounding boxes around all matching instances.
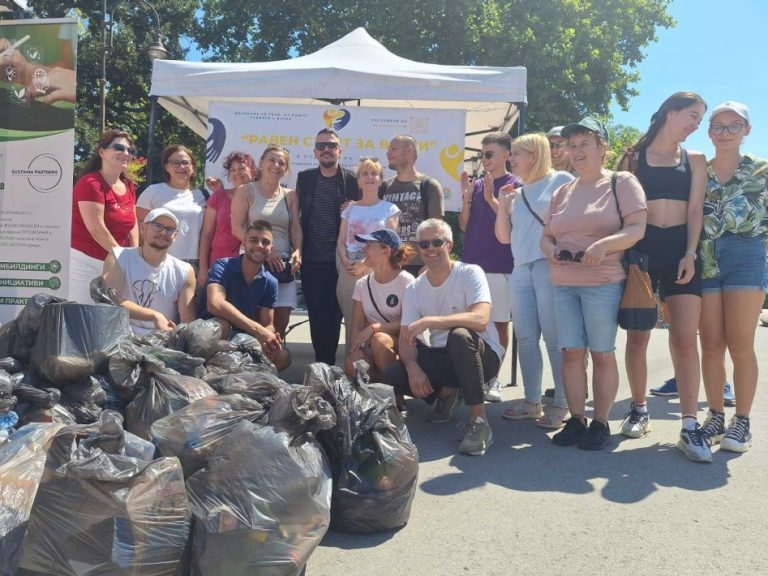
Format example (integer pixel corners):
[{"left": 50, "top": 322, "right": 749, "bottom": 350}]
[
  {"left": 508, "top": 101, "right": 527, "bottom": 387},
  {"left": 99, "top": 0, "right": 107, "bottom": 133},
  {"left": 146, "top": 95, "right": 158, "bottom": 185}
]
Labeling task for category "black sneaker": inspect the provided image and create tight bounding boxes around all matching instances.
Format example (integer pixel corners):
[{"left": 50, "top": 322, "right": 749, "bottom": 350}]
[
  {"left": 699, "top": 409, "right": 726, "bottom": 445},
  {"left": 578, "top": 419, "right": 612, "bottom": 450},
  {"left": 552, "top": 416, "right": 588, "bottom": 446},
  {"left": 721, "top": 415, "right": 752, "bottom": 453}
]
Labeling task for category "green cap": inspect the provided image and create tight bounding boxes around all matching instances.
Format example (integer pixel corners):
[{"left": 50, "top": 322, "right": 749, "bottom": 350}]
[{"left": 561, "top": 117, "right": 609, "bottom": 143}]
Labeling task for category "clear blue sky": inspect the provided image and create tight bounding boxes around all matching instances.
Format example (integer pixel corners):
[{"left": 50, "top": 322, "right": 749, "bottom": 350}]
[{"left": 611, "top": 0, "right": 767, "bottom": 158}]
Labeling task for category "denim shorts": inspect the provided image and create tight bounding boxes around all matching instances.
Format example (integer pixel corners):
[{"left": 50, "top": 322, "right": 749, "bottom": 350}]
[
  {"left": 554, "top": 282, "right": 624, "bottom": 352},
  {"left": 701, "top": 234, "right": 767, "bottom": 294}
]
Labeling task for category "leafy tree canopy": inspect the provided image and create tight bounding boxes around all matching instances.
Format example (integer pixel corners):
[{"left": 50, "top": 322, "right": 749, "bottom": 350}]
[{"left": 15, "top": 0, "right": 673, "bottom": 177}]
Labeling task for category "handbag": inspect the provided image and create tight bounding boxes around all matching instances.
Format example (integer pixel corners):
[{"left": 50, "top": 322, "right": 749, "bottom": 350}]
[
  {"left": 610, "top": 173, "right": 657, "bottom": 331},
  {"left": 266, "top": 193, "right": 295, "bottom": 284}
]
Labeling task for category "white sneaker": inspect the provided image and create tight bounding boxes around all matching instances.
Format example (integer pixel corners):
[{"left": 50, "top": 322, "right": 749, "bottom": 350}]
[
  {"left": 484, "top": 378, "right": 502, "bottom": 403},
  {"left": 620, "top": 403, "right": 651, "bottom": 438},
  {"left": 720, "top": 415, "right": 752, "bottom": 453},
  {"left": 677, "top": 426, "right": 713, "bottom": 463}
]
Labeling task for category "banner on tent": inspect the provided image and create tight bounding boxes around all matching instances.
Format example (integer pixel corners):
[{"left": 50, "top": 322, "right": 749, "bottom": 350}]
[
  {"left": 0, "top": 18, "right": 77, "bottom": 322},
  {"left": 206, "top": 102, "right": 466, "bottom": 211}
]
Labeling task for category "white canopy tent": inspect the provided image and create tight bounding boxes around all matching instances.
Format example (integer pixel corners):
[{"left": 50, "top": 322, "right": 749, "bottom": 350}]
[{"left": 149, "top": 27, "right": 527, "bottom": 172}]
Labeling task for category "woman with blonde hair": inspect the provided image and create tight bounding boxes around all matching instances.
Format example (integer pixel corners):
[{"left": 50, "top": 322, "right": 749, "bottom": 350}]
[
  {"left": 336, "top": 158, "right": 400, "bottom": 347},
  {"left": 495, "top": 132, "right": 574, "bottom": 427},
  {"left": 230, "top": 144, "right": 302, "bottom": 338}
]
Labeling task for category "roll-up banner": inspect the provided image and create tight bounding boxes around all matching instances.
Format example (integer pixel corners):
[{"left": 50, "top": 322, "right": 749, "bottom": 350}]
[
  {"left": 0, "top": 18, "right": 77, "bottom": 322},
  {"left": 205, "top": 102, "right": 466, "bottom": 211}
]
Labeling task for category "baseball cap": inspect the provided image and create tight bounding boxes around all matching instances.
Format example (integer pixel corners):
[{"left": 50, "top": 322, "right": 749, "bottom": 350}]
[
  {"left": 710, "top": 101, "right": 750, "bottom": 124},
  {"left": 143, "top": 208, "right": 179, "bottom": 227},
  {"left": 354, "top": 229, "right": 402, "bottom": 250},
  {"left": 561, "top": 117, "right": 609, "bottom": 143},
  {"left": 546, "top": 126, "right": 565, "bottom": 138}
]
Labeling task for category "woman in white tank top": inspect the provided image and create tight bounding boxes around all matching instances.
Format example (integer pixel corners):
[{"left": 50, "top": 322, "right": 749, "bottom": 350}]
[{"left": 231, "top": 145, "right": 302, "bottom": 338}]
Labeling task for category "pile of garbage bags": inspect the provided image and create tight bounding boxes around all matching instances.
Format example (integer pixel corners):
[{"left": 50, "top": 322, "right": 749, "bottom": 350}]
[{"left": 0, "top": 294, "right": 420, "bottom": 575}]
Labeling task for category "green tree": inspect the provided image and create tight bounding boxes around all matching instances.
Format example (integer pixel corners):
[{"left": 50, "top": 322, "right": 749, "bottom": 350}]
[
  {"left": 193, "top": 0, "right": 674, "bottom": 130},
  {"left": 605, "top": 123, "right": 644, "bottom": 169},
  {"left": 17, "top": 1, "right": 202, "bottom": 181}
]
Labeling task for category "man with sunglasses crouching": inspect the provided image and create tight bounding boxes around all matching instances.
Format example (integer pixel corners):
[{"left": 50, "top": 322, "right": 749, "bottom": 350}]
[
  {"left": 383, "top": 219, "right": 504, "bottom": 456},
  {"left": 203, "top": 220, "right": 291, "bottom": 372},
  {"left": 102, "top": 208, "right": 197, "bottom": 335}
]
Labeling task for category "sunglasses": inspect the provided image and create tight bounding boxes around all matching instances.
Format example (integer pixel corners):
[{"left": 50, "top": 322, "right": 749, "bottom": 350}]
[
  {"left": 149, "top": 222, "right": 178, "bottom": 236},
  {"left": 709, "top": 123, "right": 745, "bottom": 135},
  {"left": 417, "top": 238, "right": 447, "bottom": 249},
  {"left": 108, "top": 143, "right": 136, "bottom": 156},
  {"left": 482, "top": 151, "right": 496, "bottom": 160},
  {"left": 550, "top": 142, "right": 566, "bottom": 151},
  {"left": 557, "top": 249, "right": 584, "bottom": 262},
  {"left": 315, "top": 142, "right": 340, "bottom": 151}
]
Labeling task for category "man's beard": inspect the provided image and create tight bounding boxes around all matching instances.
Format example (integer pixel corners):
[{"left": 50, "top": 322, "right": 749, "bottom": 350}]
[{"left": 319, "top": 157, "right": 337, "bottom": 169}]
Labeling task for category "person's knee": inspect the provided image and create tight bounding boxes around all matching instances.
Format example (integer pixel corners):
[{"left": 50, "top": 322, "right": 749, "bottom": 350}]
[
  {"left": 446, "top": 327, "right": 473, "bottom": 351},
  {"left": 626, "top": 331, "right": 651, "bottom": 352},
  {"left": 562, "top": 348, "right": 586, "bottom": 364},
  {"left": 590, "top": 350, "right": 615, "bottom": 368}
]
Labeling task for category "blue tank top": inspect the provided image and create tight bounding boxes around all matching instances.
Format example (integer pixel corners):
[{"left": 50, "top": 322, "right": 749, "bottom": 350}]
[{"left": 635, "top": 147, "right": 691, "bottom": 201}]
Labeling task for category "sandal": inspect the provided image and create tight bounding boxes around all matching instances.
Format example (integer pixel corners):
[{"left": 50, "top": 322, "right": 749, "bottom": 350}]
[
  {"left": 502, "top": 400, "right": 544, "bottom": 420},
  {"left": 536, "top": 405, "right": 570, "bottom": 429}
]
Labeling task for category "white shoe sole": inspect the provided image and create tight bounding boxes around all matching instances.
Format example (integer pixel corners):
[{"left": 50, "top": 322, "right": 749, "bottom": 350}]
[
  {"left": 676, "top": 440, "right": 713, "bottom": 463},
  {"left": 620, "top": 422, "right": 651, "bottom": 438},
  {"left": 460, "top": 432, "right": 494, "bottom": 456},
  {"left": 720, "top": 436, "right": 752, "bottom": 453},
  {"left": 484, "top": 391, "right": 502, "bottom": 403}
]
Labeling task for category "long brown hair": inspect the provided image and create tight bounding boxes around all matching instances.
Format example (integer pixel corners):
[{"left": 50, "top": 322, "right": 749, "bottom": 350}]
[
  {"left": 619, "top": 92, "right": 706, "bottom": 170},
  {"left": 79, "top": 130, "right": 134, "bottom": 178}
]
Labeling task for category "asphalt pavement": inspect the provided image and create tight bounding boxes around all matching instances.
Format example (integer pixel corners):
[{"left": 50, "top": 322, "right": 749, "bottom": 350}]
[{"left": 280, "top": 311, "right": 768, "bottom": 576}]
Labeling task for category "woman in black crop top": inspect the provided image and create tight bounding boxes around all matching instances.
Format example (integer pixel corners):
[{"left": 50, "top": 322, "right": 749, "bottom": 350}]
[{"left": 617, "top": 92, "right": 711, "bottom": 463}]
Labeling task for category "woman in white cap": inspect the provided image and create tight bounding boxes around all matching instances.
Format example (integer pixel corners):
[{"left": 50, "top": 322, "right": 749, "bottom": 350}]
[
  {"left": 697, "top": 101, "right": 768, "bottom": 453},
  {"left": 345, "top": 229, "right": 415, "bottom": 410},
  {"left": 616, "top": 92, "right": 712, "bottom": 463},
  {"left": 541, "top": 117, "right": 646, "bottom": 451}
]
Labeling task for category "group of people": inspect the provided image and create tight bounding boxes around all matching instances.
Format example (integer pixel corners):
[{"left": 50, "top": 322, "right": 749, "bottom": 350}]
[{"left": 67, "top": 93, "right": 767, "bottom": 461}]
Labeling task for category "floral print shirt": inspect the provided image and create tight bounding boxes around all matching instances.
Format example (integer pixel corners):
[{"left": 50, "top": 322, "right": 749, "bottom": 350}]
[{"left": 699, "top": 153, "right": 768, "bottom": 279}]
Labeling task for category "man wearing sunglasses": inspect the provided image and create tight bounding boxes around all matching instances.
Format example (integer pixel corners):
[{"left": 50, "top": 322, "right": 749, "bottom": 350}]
[
  {"left": 383, "top": 219, "right": 503, "bottom": 456},
  {"left": 296, "top": 128, "right": 361, "bottom": 365},
  {"left": 204, "top": 220, "right": 291, "bottom": 371},
  {"left": 102, "top": 208, "right": 197, "bottom": 335},
  {"left": 381, "top": 134, "right": 444, "bottom": 277}
]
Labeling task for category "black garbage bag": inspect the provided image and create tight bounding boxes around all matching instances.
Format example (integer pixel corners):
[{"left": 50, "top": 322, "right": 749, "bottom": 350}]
[
  {"left": 97, "top": 374, "right": 130, "bottom": 413},
  {"left": 89, "top": 276, "right": 120, "bottom": 305},
  {"left": 31, "top": 302, "right": 130, "bottom": 383},
  {"left": 207, "top": 369, "right": 291, "bottom": 406},
  {"left": 1, "top": 369, "right": 17, "bottom": 413},
  {"left": 145, "top": 346, "right": 207, "bottom": 379},
  {"left": 0, "top": 294, "right": 68, "bottom": 364},
  {"left": 152, "top": 394, "right": 266, "bottom": 477},
  {"left": 57, "top": 375, "right": 109, "bottom": 424},
  {"left": 0, "top": 356, "right": 23, "bottom": 373},
  {"left": 16, "top": 414, "right": 190, "bottom": 576},
  {"left": 167, "top": 319, "right": 223, "bottom": 361},
  {"left": 12, "top": 383, "right": 61, "bottom": 408},
  {"left": 126, "top": 372, "right": 216, "bottom": 440},
  {"left": 203, "top": 333, "right": 276, "bottom": 386},
  {"left": 0, "top": 422, "right": 67, "bottom": 576},
  {"left": 20, "top": 402, "right": 77, "bottom": 426},
  {"left": 187, "top": 420, "right": 333, "bottom": 576},
  {"left": 309, "top": 361, "right": 419, "bottom": 534}
]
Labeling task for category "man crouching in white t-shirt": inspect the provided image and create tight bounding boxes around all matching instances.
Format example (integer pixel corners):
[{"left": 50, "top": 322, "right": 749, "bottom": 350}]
[
  {"left": 102, "top": 208, "right": 197, "bottom": 335},
  {"left": 383, "top": 219, "right": 503, "bottom": 456}
]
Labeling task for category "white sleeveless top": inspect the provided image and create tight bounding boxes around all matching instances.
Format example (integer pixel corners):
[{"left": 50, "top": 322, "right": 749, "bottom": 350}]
[
  {"left": 245, "top": 183, "right": 291, "bottom": 257},
  {"left": 114, "top": 247, "right": 191, "bottom": 335}
]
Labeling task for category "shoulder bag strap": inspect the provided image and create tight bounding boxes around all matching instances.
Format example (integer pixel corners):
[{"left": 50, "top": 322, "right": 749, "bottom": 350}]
[
  {"left": 366, "top": 275, "right": 391, "bottom": 323},
  {"left": 519, "top": 186, "right": 544, "bottom": 226},
  {"left": 419, "top": 177, "right": 432, "bottom": 220},
  {"left": 609, "top": 172, "right": 623, "bottom": 226}
]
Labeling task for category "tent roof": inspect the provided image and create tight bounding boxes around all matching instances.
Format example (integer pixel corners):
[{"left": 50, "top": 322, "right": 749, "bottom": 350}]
[{"left": 150, "top": 27, "right": 527, "bottom": 138}]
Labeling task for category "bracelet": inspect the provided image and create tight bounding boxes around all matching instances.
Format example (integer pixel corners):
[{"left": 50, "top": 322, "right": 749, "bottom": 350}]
[{"left": 685, "top": 251, "right": 697, "bottom": 261}]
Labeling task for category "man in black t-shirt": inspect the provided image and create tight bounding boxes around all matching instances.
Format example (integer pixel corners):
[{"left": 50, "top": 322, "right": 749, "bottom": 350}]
[{"left": 295, "top": 128, "right": 360, "bottom": 364}]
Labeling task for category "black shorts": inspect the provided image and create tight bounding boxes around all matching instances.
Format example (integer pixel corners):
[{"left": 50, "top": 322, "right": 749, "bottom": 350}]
[{"left": 635, "top": 224, "right": 702, "bottom": 299}]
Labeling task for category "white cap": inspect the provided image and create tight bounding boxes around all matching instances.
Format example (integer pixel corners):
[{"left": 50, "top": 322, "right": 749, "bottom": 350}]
[
  {"left": 710, "top": 101, "right": 750, "bottom": 124},
  {"left": 143, "top": 207, "right": 179, "bottom": 226}
]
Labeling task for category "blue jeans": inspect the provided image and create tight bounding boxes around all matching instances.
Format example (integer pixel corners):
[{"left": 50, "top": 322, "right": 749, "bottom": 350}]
[
  {"left": 554, "top": 282, "right": 624, "bottom": 353},
  {"left": 510, "top": 259, "right": 565, "bottom": 408},
  {"left": 701, "top": 233, "right": 767, "bottom": 293}
]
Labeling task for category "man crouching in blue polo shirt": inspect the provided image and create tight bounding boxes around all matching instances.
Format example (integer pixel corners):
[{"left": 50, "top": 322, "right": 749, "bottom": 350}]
[{"left": 205, "top": 219, "right": 291, "bottom": 371}]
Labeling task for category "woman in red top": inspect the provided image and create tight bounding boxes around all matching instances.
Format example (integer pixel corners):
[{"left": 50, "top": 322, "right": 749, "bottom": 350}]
[
  {"left": 197, "top": 151, "right": 257, "bottom": 287},
  {"left": 69, "top": 130, "right": 138, "bottom": 303}
]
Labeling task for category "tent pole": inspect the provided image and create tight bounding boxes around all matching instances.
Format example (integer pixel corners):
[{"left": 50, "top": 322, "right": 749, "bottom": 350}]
[
  {"left": 516, "top": 102, "right": 527, "bottom": 135},
  {"left": 508, "top": 101, "right": 526, "bottom": 388},
  {"left": 146, "top": 95, "right": 159, "bottom": 186}
]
